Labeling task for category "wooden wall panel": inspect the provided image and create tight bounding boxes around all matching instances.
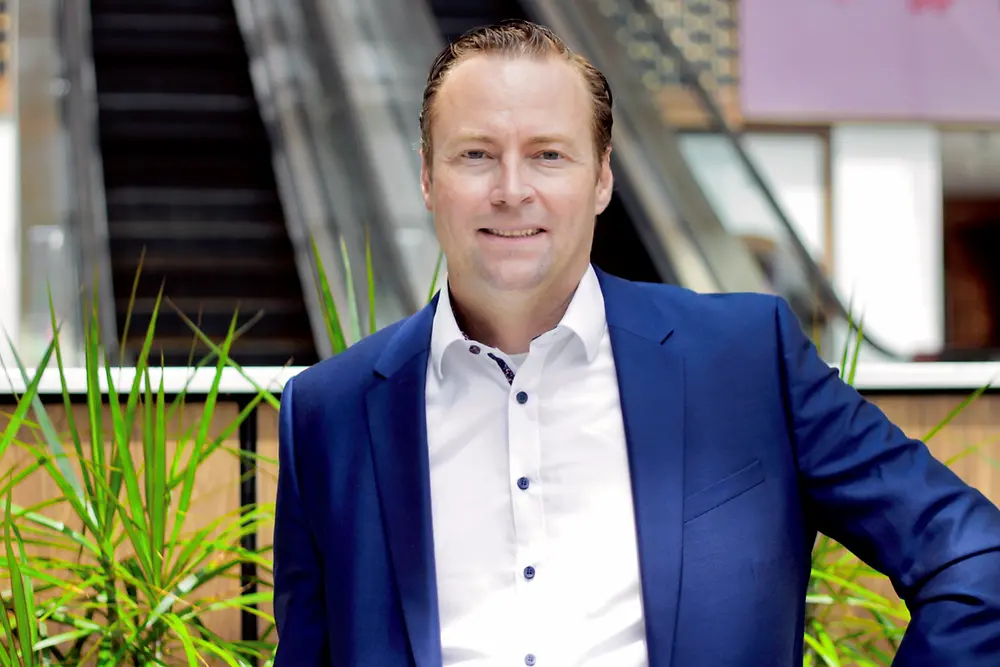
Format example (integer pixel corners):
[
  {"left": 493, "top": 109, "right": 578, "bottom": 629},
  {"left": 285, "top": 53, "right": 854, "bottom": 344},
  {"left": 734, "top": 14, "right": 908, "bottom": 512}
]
[
  {"left": 256, "top": 406, "right": 279, "bottom": 642},
  {"left": 868, "top": 393, "right": 1000, "bottom": 506}
]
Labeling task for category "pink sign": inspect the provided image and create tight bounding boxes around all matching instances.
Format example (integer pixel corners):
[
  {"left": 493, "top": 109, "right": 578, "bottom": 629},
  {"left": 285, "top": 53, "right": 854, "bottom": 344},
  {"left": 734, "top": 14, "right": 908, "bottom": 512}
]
[{"left": 739, "top": 0, "right": 1000, "bottom": 122}]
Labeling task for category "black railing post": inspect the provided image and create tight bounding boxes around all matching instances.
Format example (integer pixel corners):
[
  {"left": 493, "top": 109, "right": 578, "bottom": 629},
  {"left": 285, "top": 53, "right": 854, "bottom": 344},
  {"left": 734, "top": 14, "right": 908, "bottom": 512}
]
[{"left": 237, "top": 397, "right": 259, "bottom": 662}]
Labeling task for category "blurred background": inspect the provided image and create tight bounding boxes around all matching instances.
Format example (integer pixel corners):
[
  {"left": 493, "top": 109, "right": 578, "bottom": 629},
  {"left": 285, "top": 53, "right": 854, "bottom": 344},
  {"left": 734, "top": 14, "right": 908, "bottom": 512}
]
[{"left": 3, "top": 0, "right": 999, "bottom": 370}]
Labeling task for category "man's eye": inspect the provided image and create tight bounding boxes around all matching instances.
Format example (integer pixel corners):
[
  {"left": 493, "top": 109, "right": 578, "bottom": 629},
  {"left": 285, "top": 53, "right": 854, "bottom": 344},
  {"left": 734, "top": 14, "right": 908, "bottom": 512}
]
[
  {"left": 539, "top": 151, "right": 561, "bottom": 161},
  {"left": 464, "top": 150, "right": 486, "bottom": 160}
]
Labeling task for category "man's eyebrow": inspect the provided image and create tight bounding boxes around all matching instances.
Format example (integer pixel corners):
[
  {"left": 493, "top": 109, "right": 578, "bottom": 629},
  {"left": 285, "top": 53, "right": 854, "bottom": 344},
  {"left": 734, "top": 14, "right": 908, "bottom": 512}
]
[
  {"left": 525, "top": 134, "right": 577, "bottom": 146},
  {"left": 447, "top": 132, "right": 496, "bottom": 145},
  {"left": 446, "top": 133, "right": 579, "bottom": 146}
]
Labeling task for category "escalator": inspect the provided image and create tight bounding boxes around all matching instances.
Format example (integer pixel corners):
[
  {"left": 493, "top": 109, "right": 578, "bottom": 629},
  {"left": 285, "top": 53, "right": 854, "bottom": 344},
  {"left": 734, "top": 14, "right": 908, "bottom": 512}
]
[
  {"left": 89, "top": 0, "right": 319, "bottom": 367},
  {"left": 425, "top": 0, "right": 667, "bottom": 285}
]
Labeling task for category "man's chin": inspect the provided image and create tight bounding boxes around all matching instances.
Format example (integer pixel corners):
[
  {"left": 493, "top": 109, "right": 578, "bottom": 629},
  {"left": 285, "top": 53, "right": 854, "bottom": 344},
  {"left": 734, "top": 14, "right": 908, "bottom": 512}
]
[{"left": 477, "top": 264, "right": 550, "bottom": 295}]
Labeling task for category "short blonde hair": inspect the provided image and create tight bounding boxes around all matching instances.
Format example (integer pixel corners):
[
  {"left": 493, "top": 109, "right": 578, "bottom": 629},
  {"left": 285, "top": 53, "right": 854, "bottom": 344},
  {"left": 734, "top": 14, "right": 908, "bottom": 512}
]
[{"left": 419, "top": 19, "right": 614, "bottom": 163}]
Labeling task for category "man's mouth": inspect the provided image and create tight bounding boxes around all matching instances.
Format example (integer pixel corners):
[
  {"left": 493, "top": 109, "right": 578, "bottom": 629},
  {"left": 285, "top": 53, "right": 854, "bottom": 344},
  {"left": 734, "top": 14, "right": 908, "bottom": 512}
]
[{"left": 481, "top": 228, "right": 544, "bottom": 238}]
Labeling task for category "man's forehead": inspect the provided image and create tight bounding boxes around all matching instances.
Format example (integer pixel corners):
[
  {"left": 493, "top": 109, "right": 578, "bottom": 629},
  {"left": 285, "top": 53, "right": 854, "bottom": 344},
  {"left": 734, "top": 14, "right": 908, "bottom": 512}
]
[{"left": 437, "top": 53, "right": 587, "bottom": 100}]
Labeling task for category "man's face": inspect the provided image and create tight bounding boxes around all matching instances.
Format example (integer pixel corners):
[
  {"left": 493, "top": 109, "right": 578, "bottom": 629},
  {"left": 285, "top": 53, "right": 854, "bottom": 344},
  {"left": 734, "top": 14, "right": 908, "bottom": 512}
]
[{"left": 421, "top": 54, "right": 613, "bottom": 297}]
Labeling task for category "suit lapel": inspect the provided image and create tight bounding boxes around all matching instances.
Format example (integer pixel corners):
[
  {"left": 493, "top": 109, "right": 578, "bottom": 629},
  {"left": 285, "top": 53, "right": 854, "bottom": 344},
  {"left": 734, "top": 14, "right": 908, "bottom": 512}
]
[
  {"left": 366, "top": 299, "right": 442, "bottom": 667},
  {"left": 598, "top": 270, "right": 685, "bottom": 667}
]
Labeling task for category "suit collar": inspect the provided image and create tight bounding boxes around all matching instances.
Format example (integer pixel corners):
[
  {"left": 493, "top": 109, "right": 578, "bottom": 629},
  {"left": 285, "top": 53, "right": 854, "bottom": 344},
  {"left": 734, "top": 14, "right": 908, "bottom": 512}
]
[
  {"left": 596, "top": 268, "right": 676, "bottom": 346},
  {"left": 372, "top": 292, "right": 439, "bottom": 380}
]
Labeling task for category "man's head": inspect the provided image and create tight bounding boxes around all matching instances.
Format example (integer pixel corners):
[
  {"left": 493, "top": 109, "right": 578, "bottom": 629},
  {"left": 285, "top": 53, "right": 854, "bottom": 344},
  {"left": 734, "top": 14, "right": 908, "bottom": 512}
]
[{"left": 419, "top": 20, "right": 615, "bottom": 301}]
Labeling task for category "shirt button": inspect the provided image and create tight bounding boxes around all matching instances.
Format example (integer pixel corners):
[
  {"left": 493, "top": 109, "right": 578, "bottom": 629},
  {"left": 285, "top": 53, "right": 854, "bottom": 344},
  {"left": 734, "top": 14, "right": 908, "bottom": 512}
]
[
  {"left": 525, "top": 655, "right": 536, "bottom": 666},
  {"left": 523, "top": 565, "right": 535, "bottom": 580},
  {"left": 516, "top": 391, "right": 528, "bottom": 404},
  {"left": 517, "top": 476, "right": 530, "bottom": 490},
  {"left": 468, "top": 345, "right": 481, "bottom": 355}
]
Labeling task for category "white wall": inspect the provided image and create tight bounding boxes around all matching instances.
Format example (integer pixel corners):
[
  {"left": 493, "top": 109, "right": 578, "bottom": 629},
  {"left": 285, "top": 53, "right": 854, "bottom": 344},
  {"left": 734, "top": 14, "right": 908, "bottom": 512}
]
[
  {"left": 830, "top": 124, "right": 943, "bottom": 357},
  {"left": 0, "top": 119, "right": 19, "bottom": 367}
]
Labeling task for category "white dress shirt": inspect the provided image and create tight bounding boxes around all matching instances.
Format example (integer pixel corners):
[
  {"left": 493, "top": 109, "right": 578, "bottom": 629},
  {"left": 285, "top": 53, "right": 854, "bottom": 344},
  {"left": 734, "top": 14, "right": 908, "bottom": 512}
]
[{"left": 425, "top": 264, "right": 650, "bottom": 667}]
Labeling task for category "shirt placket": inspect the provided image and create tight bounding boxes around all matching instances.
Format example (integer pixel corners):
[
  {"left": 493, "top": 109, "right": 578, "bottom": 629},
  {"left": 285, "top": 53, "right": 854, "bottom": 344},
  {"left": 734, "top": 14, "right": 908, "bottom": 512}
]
[{"left": 463, "top": 332, "right": 551, "bottom": 665}]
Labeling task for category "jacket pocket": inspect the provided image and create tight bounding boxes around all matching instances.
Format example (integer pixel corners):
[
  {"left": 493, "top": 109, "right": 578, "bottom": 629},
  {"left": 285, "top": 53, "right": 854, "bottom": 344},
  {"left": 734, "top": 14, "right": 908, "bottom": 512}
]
[{"left": 683, "top": 459, "right": 765, "bottom": 523}]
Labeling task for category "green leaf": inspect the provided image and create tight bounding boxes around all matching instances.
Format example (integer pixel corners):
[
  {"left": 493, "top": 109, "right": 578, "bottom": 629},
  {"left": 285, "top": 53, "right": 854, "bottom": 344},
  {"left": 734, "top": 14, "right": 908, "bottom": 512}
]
[
  {"left": 310, "top": 235, "right": 347, "bottom": 354},
  {"left": 159, "top": 615, "right": 199, "bottom": 666},
  {"left": 847, "top": 313, "right": 864, "bottom": 387},
  {"left": 4, "top": 485, "right": 38, "bottom": 667},
  {"left": 47, "top": 286, "right": 95, "bottom": 513},
  {"left": 427, "top": 249, "right": 444, "bottom": 304},
  {"left": 923, "top": 379, "right": 994, "bottom": 443},
  {"left": 339, "top": 235, "right": 363, "bottom": 345},
  {"left": 167, "top": 305, "right": 281, "bottom": 411},
  {"left": 839, "top": 296, "right": 854, "bottom": 380},
  {"left": 366, "top": 228, "right": 378, "bottom": 336}
]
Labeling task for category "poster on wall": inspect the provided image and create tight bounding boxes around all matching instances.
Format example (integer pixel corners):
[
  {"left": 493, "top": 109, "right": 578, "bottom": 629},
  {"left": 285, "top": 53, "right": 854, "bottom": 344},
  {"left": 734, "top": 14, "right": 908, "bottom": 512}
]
[
  {"left": 0, "top": 4, "right": 10, "bottom": 118},
  {"left": 739, "top": 0, "right": 1000, "bottom": 123}
]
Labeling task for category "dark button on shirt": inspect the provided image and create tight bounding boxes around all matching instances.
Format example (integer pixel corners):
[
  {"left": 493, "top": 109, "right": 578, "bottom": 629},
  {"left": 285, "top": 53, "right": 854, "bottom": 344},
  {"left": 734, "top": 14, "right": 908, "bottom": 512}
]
[
  {"left": 523, "top": 565, "right": 535, "bottom": 580},
  {"left": 516, "top": 391, "right": 529, "bottom": 404},
  {"left": 525, "top": 654, "right": 536, "bottom": 666},
  {"left": 517, "top": 476, "right": 530, "bottom": 491},
  {"left": 468, "top": 345, "right": 481, "bottom": 355}
]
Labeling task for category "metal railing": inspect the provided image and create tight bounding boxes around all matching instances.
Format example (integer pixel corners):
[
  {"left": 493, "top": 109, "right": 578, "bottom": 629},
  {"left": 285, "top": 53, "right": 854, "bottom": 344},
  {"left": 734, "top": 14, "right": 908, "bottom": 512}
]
[
  {"left": 232, "top": 0, "right": 438, "bottom": 354},
  {"left": 57, "top": 0, "right": 119, "bottom": 359}
]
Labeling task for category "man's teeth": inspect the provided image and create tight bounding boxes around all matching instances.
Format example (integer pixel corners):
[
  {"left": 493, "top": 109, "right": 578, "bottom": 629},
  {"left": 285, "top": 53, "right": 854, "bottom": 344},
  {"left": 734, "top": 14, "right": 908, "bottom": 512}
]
[{"left": 485, "top": 229, "right": 542, "bottom": 237}]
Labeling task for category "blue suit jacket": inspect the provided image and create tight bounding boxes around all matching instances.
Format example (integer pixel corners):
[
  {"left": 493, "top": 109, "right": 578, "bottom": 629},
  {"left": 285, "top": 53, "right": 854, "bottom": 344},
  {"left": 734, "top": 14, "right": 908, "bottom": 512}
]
[{"left": 272, "top": 269, "right": 1000, "bottom": 666}]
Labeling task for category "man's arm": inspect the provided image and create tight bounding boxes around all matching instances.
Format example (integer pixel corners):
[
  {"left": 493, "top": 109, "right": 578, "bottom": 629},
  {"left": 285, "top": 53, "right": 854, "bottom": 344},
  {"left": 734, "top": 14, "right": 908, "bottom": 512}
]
[
  {"left": 272, "top": 377, "right": 331, "bottom": 665},
  {"left": 774, "top": 298, "right": 1000, "bottom": 664}
]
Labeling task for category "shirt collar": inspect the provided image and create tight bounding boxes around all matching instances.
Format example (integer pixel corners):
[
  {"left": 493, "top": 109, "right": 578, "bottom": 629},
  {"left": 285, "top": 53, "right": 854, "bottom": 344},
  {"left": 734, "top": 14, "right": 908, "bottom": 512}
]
[{"left": 430, "top": 264, "right": 607, "bottom": 380}]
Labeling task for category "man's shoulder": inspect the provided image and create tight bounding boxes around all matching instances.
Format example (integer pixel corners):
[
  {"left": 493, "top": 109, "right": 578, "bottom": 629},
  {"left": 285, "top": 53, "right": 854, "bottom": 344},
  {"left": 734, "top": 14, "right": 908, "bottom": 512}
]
[
  {"left": 625, "top": 277, "right": 782, "bottom": 331},
  {"left": 287, "top": 316, "right": 413, "bottom": 403}
]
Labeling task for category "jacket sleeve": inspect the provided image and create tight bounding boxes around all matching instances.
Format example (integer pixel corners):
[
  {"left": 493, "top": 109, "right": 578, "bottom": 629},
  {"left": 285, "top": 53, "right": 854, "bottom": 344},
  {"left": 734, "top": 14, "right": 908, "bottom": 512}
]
[
  {"left": 272, "top": 376, "right": 331, "bottom": 665},
  {"left": 775, "top": 297, "right": 1000, "bottom": 664}
]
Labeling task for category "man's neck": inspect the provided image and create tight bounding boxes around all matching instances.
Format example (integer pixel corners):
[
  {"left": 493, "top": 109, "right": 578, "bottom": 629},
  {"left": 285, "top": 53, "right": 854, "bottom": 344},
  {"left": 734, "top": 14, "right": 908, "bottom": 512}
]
[{"left": 448, "top": 270, "right": 585, "bottom": 355}]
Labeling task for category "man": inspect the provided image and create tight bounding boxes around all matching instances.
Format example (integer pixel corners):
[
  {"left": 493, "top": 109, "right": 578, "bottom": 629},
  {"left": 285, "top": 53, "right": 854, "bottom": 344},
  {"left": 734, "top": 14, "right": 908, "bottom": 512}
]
[{"left": 272, "top": 20, "right": 1000, "bottom": 667}]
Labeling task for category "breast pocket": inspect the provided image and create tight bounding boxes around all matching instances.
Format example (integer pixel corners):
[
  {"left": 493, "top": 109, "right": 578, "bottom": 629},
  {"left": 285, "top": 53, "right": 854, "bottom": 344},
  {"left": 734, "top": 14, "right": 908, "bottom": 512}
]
[{"left": 683, "top": 459, "right": 765, "bottom": 523}]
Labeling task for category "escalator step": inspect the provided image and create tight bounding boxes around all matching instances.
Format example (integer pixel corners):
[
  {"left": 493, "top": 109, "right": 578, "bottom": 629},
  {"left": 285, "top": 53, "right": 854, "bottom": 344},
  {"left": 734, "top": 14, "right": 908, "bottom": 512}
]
[{"left": 90, "top": 0, "right": 318, "bottom": 366}]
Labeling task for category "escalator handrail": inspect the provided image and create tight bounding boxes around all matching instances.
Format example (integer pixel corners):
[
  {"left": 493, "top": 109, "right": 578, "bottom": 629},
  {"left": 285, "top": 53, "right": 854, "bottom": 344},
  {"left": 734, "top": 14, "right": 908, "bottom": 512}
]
[
  {"left": 625, "top": 0, "right": 907, "bottom": 361},
  {"left": 58, "top": 0, "right": 121, "bottom": 360}
]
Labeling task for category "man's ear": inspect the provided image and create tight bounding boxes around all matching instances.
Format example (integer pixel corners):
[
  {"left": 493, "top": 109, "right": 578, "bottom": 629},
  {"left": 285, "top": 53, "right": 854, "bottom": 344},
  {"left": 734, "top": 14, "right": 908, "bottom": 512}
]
[
  {"left": 420, "top": 150, "right": 433, "bottom": 212},
  {"left": 595, "top": 146, "right": 614, "bottom": 216}
]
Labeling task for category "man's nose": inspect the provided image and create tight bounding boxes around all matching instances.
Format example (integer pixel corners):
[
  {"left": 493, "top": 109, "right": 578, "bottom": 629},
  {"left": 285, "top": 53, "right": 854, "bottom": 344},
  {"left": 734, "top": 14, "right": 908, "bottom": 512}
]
[{"left": 490, "top": 157, "right": 534, "bottom": 207}]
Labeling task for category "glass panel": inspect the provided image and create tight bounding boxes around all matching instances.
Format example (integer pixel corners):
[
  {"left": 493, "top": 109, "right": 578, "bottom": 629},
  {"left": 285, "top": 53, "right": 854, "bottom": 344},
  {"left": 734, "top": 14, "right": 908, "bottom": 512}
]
[{"left": 15, "top": 0, "right": 84, "bottom": 366}]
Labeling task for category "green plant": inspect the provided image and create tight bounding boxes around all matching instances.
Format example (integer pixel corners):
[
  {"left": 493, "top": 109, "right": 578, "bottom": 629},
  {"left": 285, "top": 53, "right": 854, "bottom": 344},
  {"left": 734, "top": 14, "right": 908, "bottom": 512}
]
[
  {"left": 0, "top": 234, "right": 438, "bottom": 665},
  {"left": 802, "top": 315, "right": 995, "bottom": 666},
  {"left": 0, "top": 284, "right": 280, "bottom": 665},
  {"left": 309, "top": 234, "right": 444, "bottom": 352}
]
